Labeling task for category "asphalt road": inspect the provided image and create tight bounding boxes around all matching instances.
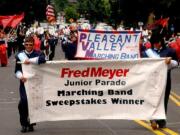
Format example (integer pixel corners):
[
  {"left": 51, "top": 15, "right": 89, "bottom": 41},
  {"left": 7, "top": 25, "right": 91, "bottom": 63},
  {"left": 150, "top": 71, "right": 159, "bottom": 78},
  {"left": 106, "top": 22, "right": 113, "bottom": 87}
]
[{"left": 0, "top": 44, "right": 179, "bottom": 135}]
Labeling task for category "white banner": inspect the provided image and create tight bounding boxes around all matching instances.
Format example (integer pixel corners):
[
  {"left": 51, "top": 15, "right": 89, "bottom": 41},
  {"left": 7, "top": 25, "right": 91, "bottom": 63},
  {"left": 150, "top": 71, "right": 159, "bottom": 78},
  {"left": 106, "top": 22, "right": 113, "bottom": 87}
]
[
  {"left": 23, "top": 59, "right": 167, "bottom": 123},
  {"left": 75, "top": 30, "right": 141, "bottom": 60}
]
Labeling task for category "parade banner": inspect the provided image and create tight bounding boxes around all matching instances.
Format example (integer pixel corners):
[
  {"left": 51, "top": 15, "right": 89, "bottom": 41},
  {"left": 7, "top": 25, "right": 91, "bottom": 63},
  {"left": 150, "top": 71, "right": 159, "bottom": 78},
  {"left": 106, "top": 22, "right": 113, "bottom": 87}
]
[
  {"left": 23, "top": 59, "right": 167, "bottom": 123},
  {"left": 75, "top": 30, "right": 141, "bottom": 60}
]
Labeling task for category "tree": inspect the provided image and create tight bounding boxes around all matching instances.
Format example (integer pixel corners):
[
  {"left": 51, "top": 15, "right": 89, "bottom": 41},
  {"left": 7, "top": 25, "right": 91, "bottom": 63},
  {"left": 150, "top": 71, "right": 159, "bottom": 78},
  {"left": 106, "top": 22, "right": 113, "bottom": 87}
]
[
  {"left": 77, "top": 0, "right": 111, "bottom": 23},
  {"left": 0, "top": 0, "right": 48, "bottom": 25},
  {"left": 0, "top": 0, "right": 28, "bottom": 15},
  {"left": 109, "top": 0, "right": 179, "bottom": 27},
  {"left": 64, "top": 5, "right": 78, "bottom": 22},
  {"left": 30, "top": 0, "right": 47, "bottom": 21},
  {"left": 52, "top": 0, "right": 69, "bottom": 12}
]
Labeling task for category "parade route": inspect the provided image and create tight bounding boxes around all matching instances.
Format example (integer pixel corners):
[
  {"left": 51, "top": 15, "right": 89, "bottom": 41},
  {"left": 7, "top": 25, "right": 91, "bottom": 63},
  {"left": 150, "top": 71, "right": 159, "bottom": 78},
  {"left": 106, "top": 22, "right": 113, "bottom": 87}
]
[{"left": 0, "top": 45, "right": 179, "bottom": 135}]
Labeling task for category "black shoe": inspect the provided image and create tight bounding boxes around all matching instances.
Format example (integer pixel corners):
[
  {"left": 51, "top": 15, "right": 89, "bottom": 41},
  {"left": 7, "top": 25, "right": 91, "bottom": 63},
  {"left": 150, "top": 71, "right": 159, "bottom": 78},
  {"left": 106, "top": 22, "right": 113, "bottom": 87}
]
[
  {"left": 21, "top": 126, "right": 27, "bottom": 133},
  {"left": 28, "top": 124, "right": 34, "bottom": 132},
  {"left": 31, "top": 123, "right": 36, "bottom": 126},
  {"left": 157, "top": 120, "right": 166, "bottom": 128},
  {"left": 1, "top": 64, "right": 7, "bottom": 67}
]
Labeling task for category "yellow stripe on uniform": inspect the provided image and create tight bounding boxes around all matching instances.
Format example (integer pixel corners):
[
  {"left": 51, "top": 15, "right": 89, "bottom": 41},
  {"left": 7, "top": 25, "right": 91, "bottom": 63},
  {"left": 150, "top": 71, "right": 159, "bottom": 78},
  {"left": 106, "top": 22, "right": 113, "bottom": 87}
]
[
  {"left": 161, "top": 128, "right": 179, "bottom": 135},
  {"left": 171, "top": 92, "right": 180, "bottom": 100},
  {"left": 134, "top": 120, "right": 165, "bottom": 135},
  {"left": 170, "top": 95, "right": 180, "bottom": 106}
]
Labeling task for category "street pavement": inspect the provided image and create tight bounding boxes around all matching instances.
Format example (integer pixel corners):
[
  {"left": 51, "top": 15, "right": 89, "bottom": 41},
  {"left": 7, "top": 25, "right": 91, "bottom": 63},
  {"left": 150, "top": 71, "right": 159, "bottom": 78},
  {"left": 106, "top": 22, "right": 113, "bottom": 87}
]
[{"left": 0, "top": 43, "right": 179, "bottom": 135}]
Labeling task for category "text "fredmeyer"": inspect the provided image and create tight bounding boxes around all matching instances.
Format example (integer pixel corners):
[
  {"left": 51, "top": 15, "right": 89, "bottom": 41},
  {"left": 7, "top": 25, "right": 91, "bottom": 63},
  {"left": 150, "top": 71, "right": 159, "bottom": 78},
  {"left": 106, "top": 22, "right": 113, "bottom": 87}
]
[{"left": 60, "top": 67, "right": 129, "bottom": 79}]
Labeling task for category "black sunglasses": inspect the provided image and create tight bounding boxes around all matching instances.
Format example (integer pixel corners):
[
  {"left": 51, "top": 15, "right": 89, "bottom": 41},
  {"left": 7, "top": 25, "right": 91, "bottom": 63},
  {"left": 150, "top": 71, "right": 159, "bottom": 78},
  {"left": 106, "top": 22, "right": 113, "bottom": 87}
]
[{"left": 25, "top": 43, "right": 33, "bottom": 46}]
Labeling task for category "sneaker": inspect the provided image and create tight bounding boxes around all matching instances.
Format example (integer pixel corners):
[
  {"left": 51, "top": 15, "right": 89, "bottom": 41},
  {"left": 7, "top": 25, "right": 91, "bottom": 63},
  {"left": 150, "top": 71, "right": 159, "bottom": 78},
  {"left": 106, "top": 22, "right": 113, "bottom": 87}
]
[{"left": 150, "top": 120, "right": 158, "bottom": 130}]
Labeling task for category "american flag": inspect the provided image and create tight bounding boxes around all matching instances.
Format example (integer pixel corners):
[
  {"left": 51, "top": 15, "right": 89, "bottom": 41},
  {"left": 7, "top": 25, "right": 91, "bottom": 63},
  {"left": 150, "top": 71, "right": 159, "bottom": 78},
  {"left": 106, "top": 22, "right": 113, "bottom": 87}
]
[{"left": 46, "top": 4, "right": 56, "bottom": 23}]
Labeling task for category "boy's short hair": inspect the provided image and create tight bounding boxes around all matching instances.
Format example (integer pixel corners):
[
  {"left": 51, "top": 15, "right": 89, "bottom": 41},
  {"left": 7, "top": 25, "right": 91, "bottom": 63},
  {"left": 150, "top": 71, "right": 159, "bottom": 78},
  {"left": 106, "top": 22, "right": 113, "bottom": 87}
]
[{"left": 24, "top": 36, "right": 34, "bottom": 44}]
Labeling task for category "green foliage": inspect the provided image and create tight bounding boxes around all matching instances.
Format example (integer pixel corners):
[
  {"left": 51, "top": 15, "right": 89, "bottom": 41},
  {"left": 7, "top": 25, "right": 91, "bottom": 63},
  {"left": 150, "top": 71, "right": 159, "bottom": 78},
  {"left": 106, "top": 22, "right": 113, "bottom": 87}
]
[
  {"left": 52, "top": 0, "right": 68, "bottom": 12},
  {"left": 64, "top": 5, "right": 78, "bottom": 22},
  {"left": 0, "top": 0, "right": 179, "bottom": 25},
  {"left": 77, "top": 0, "right": 111, "bottom": 23},
  {"left": 102, "top": 0, "right": 111, "bottom": 17}
]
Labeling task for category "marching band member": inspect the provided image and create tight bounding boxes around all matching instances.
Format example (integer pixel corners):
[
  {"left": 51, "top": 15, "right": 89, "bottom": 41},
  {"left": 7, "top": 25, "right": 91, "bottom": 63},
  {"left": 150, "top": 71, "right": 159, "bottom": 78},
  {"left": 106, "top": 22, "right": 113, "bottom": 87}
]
[
  {"left": 7, "top": 29, "right": 17, "bottom": 58},
  {"left": 142, "top": 30, "right": 178, "bottom": 129},
  {"left": 15, "top": 35, "right": 46, "bottom": 132},
  {"left": 0, "top": 30, "right": 8, "bottom": 67}
]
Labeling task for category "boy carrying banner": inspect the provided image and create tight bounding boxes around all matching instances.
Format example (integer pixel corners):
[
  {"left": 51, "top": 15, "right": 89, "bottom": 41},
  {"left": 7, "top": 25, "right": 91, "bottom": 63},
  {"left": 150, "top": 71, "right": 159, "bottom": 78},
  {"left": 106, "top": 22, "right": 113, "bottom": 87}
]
[{"left": 15, "top": 36, "right": 46, "bottom": 132}]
